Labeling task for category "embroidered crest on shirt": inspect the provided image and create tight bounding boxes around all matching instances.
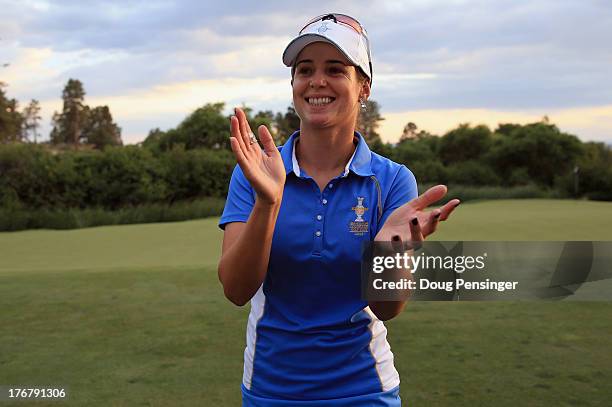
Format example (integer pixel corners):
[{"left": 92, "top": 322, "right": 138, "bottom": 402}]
[{"left": 350, "top": 197, "right": 369, "bottom": 235}]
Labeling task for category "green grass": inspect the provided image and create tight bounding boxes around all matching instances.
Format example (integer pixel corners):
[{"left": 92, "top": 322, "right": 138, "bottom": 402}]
[
  {"left": 1, "top": 199, "right": 611, "bottom": 406},
  {"left": 0, "top": 217, "right": 222, "bottom": 273},
  {"left": 429, "top": 199, "right": 612, "bottom": 240}
]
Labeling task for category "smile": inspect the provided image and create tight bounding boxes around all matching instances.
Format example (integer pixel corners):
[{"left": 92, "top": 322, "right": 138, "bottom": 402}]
[{"left": 306, "top": 97, "right": 335, "bottom": 106}]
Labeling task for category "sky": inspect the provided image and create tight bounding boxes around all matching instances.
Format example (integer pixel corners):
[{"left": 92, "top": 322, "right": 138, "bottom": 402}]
[{"left": 1, "top": 0, "right": 611, "bottom": 145}]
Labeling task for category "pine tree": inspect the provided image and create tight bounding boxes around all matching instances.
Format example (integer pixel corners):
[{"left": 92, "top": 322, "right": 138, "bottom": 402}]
[
  {"left": 0, "top": 82, "right": 24, "bottom": 143},
  {"left": 51, "top": 79, "right": 87, "bottom": 147},
  {"left": 22, "top": 99, "right": 42, "bottom": 143},
  {"left": 82, "top": 105, "right": 122, "bottom": 149}
]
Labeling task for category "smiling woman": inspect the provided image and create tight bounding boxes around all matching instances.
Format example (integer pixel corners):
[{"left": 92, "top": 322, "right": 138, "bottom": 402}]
[
  {"left": 290, "top": 42, "right": 369, "bottom": 141},
  {"left": 216, "top": 13, "right": 459, "bottom": 406}
]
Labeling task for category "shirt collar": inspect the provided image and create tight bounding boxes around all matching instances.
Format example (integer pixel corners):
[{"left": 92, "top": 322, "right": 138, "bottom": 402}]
[{"left": 280, "top": 130, "right": 374, "bottom": 178}]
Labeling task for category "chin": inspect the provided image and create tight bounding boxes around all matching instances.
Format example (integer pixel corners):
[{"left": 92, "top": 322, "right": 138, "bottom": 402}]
[
  {"left": 301, "top": 109, "right": 338, "bottom": 127},
  {"left": 303, "top": 116, "right": 335, "bottom": 129}
]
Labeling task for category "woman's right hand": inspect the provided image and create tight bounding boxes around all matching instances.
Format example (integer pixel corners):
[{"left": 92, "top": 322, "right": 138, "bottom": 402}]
[{"left": 229, "top": 107, "right": 286, "bottom": 206}]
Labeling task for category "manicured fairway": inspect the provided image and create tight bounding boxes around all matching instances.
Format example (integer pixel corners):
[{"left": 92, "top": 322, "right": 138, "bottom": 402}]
[
  {"left": 1, "top": 200, "right": 611, "bottom": 406},
  {"left": 427, "top": 199, "right": 612, "bottom": 241}
]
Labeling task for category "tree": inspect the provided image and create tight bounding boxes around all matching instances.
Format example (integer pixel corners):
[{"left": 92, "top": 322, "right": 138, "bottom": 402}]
[
  {"left": 175, "top": 102, "right": 229, "bottom": 149},
  {"left": 142, "top": 128, "right": 166, "bottom": 152},
  {"left": 273, "top": 106, "right": 301, "bottom": 145},
  {"left": 400, "top": 122, "right": 418, "bottom": 142},
  {"left": 248, "top": 109, "right": 276, "bottom": 142},
  {"left": 495, "top": 123, "right": 521, "bottom": 137},
  {"left": 81, "top": 105, "right": 122, "bottom": 149},
  {"left": 391, "top": 133, "right": 448, "bottom": 183},
  {"left": 21, "top": 99, "right": 42, "bottom": 143},
  {"left": 0, "top": 82, "right": 23, "bottom": 143},
  {"left": 51, "top": 79, "right": 87, "bottom": 147},
  {"left": 356, "top": 99, "right": 383, "bottom": 145},
  {"left": 487, "top": 122, "right": 583, "bottom": 187},
  {"left": 571, "top": 142, "right": 612, "bottom": 200},
  {"left": 142, "top": 103, "right": 229, "bottom": 152},
  {"left": 439, "top": 123, "right": 493, "bottom": 165}
]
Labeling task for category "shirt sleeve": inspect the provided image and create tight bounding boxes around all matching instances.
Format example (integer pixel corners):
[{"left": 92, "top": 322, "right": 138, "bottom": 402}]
[
  {"left": 218, "top": 164, "right": 256, "bottom": 230},
  {"left": 375, "top": 165, "right": 418, "bottom": 236}
]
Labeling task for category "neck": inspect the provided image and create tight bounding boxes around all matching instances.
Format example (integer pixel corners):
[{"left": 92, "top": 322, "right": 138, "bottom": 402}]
[{"left": 296, "top": 122, "right": 357, "bottom": 174}]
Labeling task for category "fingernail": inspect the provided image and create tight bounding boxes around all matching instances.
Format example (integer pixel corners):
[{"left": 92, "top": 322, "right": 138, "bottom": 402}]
[
  {"left": 411, "top": 218, "right": 418, "bottom": 226},
  {"left": 392, "top": 235, "right": 401, "bottom": 241},
  {"left": 454, "top": 202, "right": 461, "bottom": 207}
]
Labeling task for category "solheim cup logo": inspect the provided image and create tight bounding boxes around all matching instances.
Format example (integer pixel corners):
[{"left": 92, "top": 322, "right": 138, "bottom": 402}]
[
  {"left": 353, "top": 197, "right": 367, "bottom": 222},
  {"left": 317, "top": 21, "right": 330, "bottom": 34},
  {"left": 349, "top": 197, "right": 369, "bottom": 236}
]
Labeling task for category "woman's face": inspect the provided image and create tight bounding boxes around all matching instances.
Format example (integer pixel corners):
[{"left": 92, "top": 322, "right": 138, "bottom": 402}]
[{"left": 292, "top": 42, "right": 370, "bottom": 130}]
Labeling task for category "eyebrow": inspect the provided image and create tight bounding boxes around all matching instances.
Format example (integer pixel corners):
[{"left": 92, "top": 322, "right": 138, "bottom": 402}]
[{"left": 295, "top": 59, "right": 348, "bottom": 66}]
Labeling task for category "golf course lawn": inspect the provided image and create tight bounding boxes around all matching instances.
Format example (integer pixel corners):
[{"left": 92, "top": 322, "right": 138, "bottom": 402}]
[{"left": 1, "top": 199, "right": 611, "bottom": 406}]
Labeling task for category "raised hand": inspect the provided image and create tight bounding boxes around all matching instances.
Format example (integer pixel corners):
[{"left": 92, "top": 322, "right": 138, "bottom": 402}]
[
  {"left": 375, "top": 185, "right": 460, "bottom": 244},
  {"left": 229, "top": 107, "right": 286, "bottom": 205}
]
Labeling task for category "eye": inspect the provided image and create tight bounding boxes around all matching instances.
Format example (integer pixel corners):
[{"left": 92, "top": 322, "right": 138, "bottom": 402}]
[
  {"left": 328, "top": 65, "right": 346, "bottom": 75},
  {"left": 296, "top": 66, "right": 312, "bottom": 75}
]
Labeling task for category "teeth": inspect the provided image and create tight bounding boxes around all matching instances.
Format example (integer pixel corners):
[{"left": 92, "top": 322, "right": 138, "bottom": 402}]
[{"left": 308, "top": 97, "right": 333, "bottom": 106}]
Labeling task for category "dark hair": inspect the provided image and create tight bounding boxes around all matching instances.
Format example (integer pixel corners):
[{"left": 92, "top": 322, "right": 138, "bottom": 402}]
[{"left": 356, "top": 68, "right": 370, "bottom": 85}]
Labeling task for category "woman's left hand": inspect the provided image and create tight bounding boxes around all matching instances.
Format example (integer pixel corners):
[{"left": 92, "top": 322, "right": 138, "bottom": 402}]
[{"left": 374, "top": 185, "right": 460, "bottom": 244}]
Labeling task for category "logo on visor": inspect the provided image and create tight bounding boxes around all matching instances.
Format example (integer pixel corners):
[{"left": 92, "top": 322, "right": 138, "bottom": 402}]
[
  {"left": 317, "top": 22, "right": 330, "bottom": 34},
  {"left": 350, "top": 197, "right": 369, "bottom": 236}
]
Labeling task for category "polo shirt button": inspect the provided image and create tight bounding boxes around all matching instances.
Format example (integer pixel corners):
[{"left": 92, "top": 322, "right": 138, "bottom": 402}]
[
  {"left": 315, "top": 231, "right": 322, "bottom": 237},
  {"left": 316, "top": 215, "right": 322, "bottom": 221},
  {"left": 328, "top": 184, "right": 333, "bottom": 189},
  {"left": 322, "top": 199, "right": 328, "bottom": 205}
]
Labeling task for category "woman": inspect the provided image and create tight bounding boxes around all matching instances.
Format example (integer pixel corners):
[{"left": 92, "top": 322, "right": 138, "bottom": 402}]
[{"left": 218, "top": 13, "right": 460, "bottom": 406}]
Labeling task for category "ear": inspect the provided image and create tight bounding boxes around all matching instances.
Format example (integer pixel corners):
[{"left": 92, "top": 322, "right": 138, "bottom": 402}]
[{"left": 360, "top": 80, "right": 371, "bottom": 101}]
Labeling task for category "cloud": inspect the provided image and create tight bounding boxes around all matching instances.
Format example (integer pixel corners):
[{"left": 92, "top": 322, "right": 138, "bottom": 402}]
[
  {"left": 1, "top": 0, "right": 611, "bottom": 145},
  {"left": 35, "top": 75, "right": 294, "bottom": 144}
]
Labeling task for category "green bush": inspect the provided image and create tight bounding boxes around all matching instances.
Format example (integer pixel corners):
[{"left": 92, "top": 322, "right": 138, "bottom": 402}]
[
  {"left": 0, "top": 143, "right": 66, "bottom": 209},
  {"left": 0, "top": 144, "right": 235, "bottom": 211},
  {"left": 391, "top": 137, "right": 448, "bottom": 184},
  {"left": 161, "top": 147, "right": 234, "bottom": 202},
  {"left": 418, "top": 184, "right": 555, "bottom": 204},
  {"left": 439, "top": 124, "right": 493, "bottom": 165},
  {"left": 508, "top": 167, "right": 531, "bottom": 186},
  {"left": 0, "top": 197, "right": 226, "bottom": 231},
  {"left": 408, "top": 160, "right": 449, "bottom": 184},
  {"left": 446, "top": 160, "right": 501, "bottom": 186},
  {"left": 70, "top": 146, "right": 167, "bottom": 209},
  {"left": 486, "top": 123, "right": 583, "bottom": 187},
  {"left": 553, "top": 142, "right": 612, "bottom": 201}
]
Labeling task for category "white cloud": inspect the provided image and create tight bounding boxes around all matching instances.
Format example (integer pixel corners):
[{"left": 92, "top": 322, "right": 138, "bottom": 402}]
[{"left": 1, "top": 0, "right": 611, "bottom": 145}]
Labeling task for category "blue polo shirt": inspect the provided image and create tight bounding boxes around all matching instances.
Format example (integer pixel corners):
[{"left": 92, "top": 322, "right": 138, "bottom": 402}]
[{"left": 219, "top": 131, "right": 417, "bottom": 405}]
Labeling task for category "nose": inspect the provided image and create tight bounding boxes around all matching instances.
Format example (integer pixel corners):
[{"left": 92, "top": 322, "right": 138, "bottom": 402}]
[{"left": 309, "top": 73, "right": 327, "bottom": 88}]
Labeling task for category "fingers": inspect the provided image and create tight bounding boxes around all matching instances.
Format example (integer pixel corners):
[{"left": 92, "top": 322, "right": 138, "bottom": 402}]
[
  {"left": 391, "top": 235, "right": 404, "bottom": 252},
  {"left": 410, "top": 185, "right": 447, "bottom": 210},
  {"left": 234, "top": 107, "right": 255, "bottom": 151},
  {"left": 439, "top": 199, "right": 461, "bottom": 221},
  {"left": 229, "top": 136, "right": 248, "bottom": 166},
  {"left": 258, "top": 125, "right": 279, "bottom": 157},
  {"left": 230, "top": 115, "right": 248, "bottom": 156},
  {"left": 408, "top": 217, "right": 423, "bottom": 250},
  {"left": 425, "top": 209, "right": 441, "bottom": 237},
  {"left": 410, "top": 217, "right": 423, "bottom": 241}
]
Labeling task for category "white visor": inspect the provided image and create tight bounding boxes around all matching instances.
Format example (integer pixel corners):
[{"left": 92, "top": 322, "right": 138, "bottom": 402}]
[{"left": 282, "top": 18, "right": 372, "bottom": 83}]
